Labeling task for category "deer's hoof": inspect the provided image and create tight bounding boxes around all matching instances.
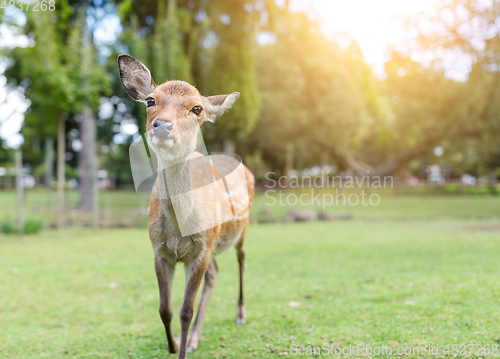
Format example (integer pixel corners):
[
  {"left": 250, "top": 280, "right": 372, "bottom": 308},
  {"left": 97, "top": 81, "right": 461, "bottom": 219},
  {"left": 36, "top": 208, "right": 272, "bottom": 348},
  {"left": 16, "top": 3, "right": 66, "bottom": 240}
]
[
  {"left": 236, "top": 304, "right": 246, "bottom": 324},
  {"left": 186, "top": 344, "right": 197, "bottom": 354},
  {"left": 168, "top": 337, "right": 180, "bottom": 354}
]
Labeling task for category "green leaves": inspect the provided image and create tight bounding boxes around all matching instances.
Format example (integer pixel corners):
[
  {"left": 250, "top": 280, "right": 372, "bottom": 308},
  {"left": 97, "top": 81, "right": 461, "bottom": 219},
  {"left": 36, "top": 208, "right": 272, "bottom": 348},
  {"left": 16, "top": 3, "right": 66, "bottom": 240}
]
[{"left": 3, "top": 1, "right": 112, "bottom": 143}]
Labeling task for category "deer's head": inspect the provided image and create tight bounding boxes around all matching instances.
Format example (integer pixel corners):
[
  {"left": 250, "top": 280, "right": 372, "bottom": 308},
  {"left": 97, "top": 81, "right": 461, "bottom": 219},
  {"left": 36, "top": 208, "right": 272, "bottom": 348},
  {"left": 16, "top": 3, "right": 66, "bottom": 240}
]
[{"left": 118, "top": 55, "right": 239, "bottom": 162}]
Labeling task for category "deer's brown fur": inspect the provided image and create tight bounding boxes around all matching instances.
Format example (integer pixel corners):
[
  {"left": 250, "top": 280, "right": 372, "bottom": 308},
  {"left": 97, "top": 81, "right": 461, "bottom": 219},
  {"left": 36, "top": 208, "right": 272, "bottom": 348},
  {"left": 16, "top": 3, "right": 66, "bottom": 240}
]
[{"left": 118, "top": 54, "right": 254, "bottom": 359}]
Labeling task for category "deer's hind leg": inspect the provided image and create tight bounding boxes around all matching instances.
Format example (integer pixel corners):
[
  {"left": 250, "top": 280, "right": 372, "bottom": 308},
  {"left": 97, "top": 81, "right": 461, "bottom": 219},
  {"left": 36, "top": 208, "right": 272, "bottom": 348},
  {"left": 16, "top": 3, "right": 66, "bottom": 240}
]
[
  {"left": 235, "top": 226, "right": 248, "bottom": 324},
  {"left": 186, "top": 257, "right": 218, "bottom": 354}
]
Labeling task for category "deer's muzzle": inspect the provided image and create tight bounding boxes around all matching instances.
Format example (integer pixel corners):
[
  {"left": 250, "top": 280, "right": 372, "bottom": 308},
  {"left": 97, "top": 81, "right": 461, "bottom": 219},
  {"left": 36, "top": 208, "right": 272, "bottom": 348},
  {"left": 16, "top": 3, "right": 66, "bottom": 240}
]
[{"left": 153, "top": 120, "right": 173, "bottom": 138}]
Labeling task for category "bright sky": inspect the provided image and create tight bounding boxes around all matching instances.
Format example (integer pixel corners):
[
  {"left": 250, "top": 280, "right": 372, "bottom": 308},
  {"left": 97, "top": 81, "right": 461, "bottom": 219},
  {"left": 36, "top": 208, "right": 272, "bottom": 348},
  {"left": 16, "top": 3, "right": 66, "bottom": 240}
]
[
  {"left": 311, "top": 0, "right": 439, "bottom": 73},
  {"left": 0, "top": 0, "right": 442, "bottom": 149}
]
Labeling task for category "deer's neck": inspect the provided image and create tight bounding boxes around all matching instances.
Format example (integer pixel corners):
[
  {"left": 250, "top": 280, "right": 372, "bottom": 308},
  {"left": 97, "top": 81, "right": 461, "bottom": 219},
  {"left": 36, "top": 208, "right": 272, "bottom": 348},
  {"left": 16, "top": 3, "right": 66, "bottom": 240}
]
[
  {"left": 157, "top": 157, "right": 193, "bottom": 196},
  {"left": 157, "top": 156, "right": 197, "bottom": 220}
]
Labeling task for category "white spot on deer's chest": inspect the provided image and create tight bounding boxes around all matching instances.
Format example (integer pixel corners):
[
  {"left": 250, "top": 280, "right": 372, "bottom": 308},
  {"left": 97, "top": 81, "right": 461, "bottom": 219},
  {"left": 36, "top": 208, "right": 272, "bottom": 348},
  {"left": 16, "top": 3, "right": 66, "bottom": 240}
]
[
  {"left": 155, "top": 208, "right": 206, "bottom": 263},
  {"left": 156, "top": 232, "right": 205, "bottom": 264},
  {"left": 164, "top": 235, "right": 179, "bottom": 255}
]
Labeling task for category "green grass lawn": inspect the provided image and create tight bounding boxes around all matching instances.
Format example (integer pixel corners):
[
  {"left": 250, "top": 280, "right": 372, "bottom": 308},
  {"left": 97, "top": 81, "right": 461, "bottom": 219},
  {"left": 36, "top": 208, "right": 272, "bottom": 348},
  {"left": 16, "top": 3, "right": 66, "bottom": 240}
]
[
  {"left": 2, "top": 211, "right": 500, "bottom": 358},
  {"left": 253, "top": 187, "right": 500, "bottom": 221},
  {"left": 1, "top": 187, "right": 499, "bottom": 226}
]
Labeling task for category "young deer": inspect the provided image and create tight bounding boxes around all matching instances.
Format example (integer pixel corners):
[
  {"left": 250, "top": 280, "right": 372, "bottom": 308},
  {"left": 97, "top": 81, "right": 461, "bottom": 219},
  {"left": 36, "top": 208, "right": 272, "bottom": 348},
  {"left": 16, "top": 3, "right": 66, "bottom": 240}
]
[{"left": 118, "top": 55, "right": 254, "bottom": 359}]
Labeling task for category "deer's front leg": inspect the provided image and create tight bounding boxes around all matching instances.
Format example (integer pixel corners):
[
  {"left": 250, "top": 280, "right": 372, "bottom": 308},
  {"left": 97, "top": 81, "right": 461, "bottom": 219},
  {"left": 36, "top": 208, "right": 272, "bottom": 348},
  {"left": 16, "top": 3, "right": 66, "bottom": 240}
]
[
  {"left": 155, "top": 257, "right": 178, "bottom": 354},
  {"left": 178, "top": 254, "right": 211, "bottom": 359}
]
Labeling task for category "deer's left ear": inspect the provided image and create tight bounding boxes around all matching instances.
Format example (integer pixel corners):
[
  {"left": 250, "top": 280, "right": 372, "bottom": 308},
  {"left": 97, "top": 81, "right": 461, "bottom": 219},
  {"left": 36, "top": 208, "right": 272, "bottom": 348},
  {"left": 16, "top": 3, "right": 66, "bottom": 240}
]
[
  {"left": 117, "top": 54, "right": 156, "bottom": 102},
  {"left": 203, "top": 92, "right": 240, "bottom": 123}
]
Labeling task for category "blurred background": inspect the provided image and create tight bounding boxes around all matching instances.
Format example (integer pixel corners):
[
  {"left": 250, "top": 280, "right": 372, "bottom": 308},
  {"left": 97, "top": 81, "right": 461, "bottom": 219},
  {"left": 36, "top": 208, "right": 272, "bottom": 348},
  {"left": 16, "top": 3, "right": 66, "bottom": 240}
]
[
  {"left": 1, "top": 2, "right": 500, "bottom": 358},
  {"left": 0, "top": 0, "right": 499, "bottom": 232}
]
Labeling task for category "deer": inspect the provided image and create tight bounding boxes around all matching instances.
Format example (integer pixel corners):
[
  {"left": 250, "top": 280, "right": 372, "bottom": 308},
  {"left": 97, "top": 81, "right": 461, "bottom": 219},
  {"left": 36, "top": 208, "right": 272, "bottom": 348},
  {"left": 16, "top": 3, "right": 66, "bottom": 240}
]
[{"left": 117, "top": 54, "right": 254, "bottom": 359}]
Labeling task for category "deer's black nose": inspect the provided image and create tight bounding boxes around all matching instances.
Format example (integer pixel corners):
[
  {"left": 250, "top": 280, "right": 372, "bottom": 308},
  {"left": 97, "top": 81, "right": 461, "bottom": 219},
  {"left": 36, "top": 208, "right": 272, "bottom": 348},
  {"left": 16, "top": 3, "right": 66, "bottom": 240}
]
[{"left": 153, "top": 120, "right": 173, "bottom": 138}]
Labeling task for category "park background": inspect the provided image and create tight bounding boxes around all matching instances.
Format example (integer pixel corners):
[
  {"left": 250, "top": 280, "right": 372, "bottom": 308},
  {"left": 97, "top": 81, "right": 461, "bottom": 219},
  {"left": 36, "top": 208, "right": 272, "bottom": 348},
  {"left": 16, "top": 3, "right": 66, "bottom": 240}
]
[{"left": 1, "top": 0, "right": 500, "bottom": 358}]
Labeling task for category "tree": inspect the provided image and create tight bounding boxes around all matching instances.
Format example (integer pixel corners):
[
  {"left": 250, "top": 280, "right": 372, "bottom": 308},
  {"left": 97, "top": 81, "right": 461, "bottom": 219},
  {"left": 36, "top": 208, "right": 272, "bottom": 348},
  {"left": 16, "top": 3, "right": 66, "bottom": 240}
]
[
  {"left": 336, "top": 0, "right": 500, "bottom": 177},
  {"left": 117, "top": 0, "right": 278, "bottom": 152},
  {"left": 245, "top": 10, "right": 382, "bottom": 176},
  {"left": 342, "top": 50, "right": 469, "bottom": 177},
  {"left": 201, "top": 0, "right": 263, "bottom": 150},
  {"left": 5, "top": 6, "right": 74, "bottom": 227},
  {"left": 67, "top": 7, "right": 111, "bottom": 217},
  {"left": 3, "top": 1, "right": 110, "bottom": 225}
]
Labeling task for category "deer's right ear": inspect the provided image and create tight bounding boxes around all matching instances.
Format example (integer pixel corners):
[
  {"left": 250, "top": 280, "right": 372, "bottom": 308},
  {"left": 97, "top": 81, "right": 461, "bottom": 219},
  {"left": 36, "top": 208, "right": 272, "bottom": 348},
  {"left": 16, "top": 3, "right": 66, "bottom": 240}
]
[{"left": 118, "top": 54, "right": 156, "bottom": 102}]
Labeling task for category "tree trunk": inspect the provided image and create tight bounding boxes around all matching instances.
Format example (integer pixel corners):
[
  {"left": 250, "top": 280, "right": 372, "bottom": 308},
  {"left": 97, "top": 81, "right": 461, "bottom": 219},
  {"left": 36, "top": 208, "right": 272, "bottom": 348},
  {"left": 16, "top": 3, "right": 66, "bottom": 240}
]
[
  {"left": 92, "top": 156, "right": 99, "bottom": 229},
  {"left": 320, "top": 151, "right": 328, "bottom": 184},
  {"left": 167, "top": 0, "right": 176, "bottom": 21},
  {"left": 57, "top": 114, "right": 65, "bottom": 229},
  {"left": 15, "top": 150, "right": 24, "bottom": 236},
  {"left": 340, "top": 136, "right": 441, "bottom": 178},
  {"left": 32, "top": 136, "right": 41, "bottom": 186},
  {"left": 78, "top": 106, "right": 97, "bottom": 218},
  {"left": 283, "top": 143, "right": 294, "bottom": 187},
  {"left": 44, "top": 136, "right": 54, "bottom": 188},
  {"left": 223, "top": 138, "right": 236, "bottom": 154}
]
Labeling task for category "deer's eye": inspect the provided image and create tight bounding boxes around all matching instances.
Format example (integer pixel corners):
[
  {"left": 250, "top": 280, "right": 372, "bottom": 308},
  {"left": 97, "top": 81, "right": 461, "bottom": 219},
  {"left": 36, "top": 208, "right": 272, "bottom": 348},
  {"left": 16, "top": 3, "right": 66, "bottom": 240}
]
[
  {"left": 146, "top": 97, "right": 155, "bottom": 107},
  {"left": 191, "top": 106, "right": 203, "bottom": 116}
]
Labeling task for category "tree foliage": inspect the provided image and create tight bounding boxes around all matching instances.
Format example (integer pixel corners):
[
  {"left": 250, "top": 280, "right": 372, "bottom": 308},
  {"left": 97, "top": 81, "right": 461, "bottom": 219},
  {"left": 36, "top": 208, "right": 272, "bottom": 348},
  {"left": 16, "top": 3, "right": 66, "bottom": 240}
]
[{"left": 2, "top": 0, "right": 500, "bottom": 185}]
